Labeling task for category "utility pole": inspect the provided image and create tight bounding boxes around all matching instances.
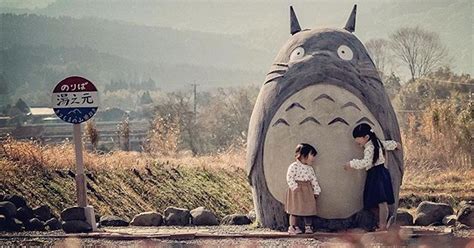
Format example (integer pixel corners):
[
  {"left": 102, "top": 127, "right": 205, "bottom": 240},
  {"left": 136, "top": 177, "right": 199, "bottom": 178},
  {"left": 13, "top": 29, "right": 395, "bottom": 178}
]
[{"left": 191, "top": 83, "right": 199, "bottom": 120}]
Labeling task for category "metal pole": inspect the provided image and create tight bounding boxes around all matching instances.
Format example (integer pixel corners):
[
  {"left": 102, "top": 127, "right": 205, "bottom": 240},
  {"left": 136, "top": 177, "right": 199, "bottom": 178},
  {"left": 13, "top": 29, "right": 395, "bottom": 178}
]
[
  {"left": 192, "top": 83, "right": 198, "bottom": 120},
  {"left": 73, "top": 123, "right": 87, "bottom": 207}
]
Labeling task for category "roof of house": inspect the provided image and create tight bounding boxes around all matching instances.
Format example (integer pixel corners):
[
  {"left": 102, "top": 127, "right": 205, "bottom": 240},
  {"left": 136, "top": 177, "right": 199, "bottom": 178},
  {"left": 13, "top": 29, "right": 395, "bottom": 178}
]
[{"left": 29, "top": 107, "right": 54, "bottom": 116}]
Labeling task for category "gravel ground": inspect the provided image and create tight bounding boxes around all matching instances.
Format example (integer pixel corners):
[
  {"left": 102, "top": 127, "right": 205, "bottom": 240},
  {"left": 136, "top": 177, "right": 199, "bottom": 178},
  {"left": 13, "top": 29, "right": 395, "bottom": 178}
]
[{"left": 0, "top": 225, "right": 472, "bottom": 247}]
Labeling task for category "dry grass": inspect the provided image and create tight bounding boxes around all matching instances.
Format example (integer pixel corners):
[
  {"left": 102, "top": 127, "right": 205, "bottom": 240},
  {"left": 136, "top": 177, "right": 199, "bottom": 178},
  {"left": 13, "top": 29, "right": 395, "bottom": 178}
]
[
  {"left": 0, "top": 137, "right": 246, "bottom": 173},
  {"left": 1, "top": 137, "right": 471, "bottom": 194},
  {"left": 0, "top": 138, "right": 252, "bottom": 219},
  {"left": 1, "top": 136, "right": 472, "bottom": 216}
]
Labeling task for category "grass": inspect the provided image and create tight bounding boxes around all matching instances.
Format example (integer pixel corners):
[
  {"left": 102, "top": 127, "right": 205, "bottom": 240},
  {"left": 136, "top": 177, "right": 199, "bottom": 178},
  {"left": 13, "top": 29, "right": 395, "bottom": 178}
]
[
  {"left": 0, "top": 137, "right": 472, "bottom": 219},
  {"left": 0, "top": 138, "right": 252, "bottom": 220}
]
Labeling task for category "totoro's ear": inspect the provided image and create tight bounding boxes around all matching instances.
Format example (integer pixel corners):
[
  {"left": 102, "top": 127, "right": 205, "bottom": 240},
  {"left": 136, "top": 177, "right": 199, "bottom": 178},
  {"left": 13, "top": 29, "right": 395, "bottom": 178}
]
[
  {"left": 290, "top": 6, "right": 301, "bottom": 35},
  {"left": 344, "top": 4, "right": 357, "bottom": 33}
]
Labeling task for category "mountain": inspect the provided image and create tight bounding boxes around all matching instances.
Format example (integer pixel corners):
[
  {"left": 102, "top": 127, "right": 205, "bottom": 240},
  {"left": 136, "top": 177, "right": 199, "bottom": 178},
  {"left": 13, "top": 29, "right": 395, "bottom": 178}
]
[
  {"left": 0, "top": 13, "right": 266, "bottom": 105},
  {"left": 28, "top": 0, "right": 473, "bottom": 75},
  {"left": 0, "top": 44, "right": 262, "bottom": 93},
  {"left": 0, "top": 13, "right": 272, "bottom": 71}
]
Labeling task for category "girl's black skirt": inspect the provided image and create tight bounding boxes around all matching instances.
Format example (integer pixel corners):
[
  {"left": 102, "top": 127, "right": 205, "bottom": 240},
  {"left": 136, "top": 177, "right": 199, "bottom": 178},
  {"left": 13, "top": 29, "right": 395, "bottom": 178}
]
[{"left": 363, "top": 164, "right": 395, "bottom": 209}]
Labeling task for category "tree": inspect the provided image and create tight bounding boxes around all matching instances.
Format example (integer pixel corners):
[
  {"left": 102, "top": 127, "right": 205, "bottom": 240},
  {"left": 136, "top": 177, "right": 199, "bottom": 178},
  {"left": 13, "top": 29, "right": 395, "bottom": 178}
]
[
  {"left": 139, "top": 91, "right": 153, "bottom": 105},
  {"left": 384, "top": 72, "right": 401, "bottom": 99},
  {"left": 365, "top": 38, "right": 391, "bottom": 78},
  {"left": 15, "top": 98, "right": 29, "bottom": 114},
  {"left": 84, "top": 119, "right": 99, "bottom": 151},
  {"left": 390, "top": 26, "right": 448, "bottom": 81},
  {"left": 117, "top": 114, "right": 130, "bottom": 151},
  {"left": 145, "top": 91, "right": 197, "bottom": 156}
]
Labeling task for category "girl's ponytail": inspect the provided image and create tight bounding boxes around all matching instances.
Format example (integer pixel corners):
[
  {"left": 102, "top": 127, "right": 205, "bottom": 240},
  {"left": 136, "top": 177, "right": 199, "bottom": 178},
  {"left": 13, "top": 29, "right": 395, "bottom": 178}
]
[{"left": 368, "top": 129, "right": 385, "bottom": 165}]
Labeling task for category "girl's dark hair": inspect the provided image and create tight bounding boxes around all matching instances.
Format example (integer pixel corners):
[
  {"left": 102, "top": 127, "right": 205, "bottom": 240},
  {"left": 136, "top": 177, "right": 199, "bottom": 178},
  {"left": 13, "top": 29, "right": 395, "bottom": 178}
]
[
  {"left": 352, "top": 123, "right": 384, "bottom": 165},
  {"left": 295, "top": 143, "right": 318, "bottom": 159}
]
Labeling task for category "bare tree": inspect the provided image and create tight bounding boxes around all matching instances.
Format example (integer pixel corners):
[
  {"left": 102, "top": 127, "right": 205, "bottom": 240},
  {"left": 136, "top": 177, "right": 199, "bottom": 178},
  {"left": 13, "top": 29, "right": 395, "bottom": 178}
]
[
  {"left": 84, "top": 119, "right": 99, "bottom": 151},
  {"left": 145, "top": 91, "right": 198, "bottom": 156},
  {"left": 365, "top": 38, "right": 390, "bottom": 78},
  {"left": 117, "top": 114, "right": 130, "bottom": 151},
  {"left": 390, "top": 26, "right": 448, "bottom": 81}
]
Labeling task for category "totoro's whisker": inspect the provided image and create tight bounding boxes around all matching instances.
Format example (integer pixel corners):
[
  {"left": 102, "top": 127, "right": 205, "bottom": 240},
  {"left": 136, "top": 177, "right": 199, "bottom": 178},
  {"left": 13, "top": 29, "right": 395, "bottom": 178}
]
[
  {"left": 313, "top": 94, "right": 335, "bottom": 102},
  {"left": 341, "top": 102, "right": 361, "bottom": 111},
  {"left": 267, "top": 69, "right": 287, "bottom": 75},
  {"left": 328, "top": 117, "right": 349, "bottom": 126},
  {"left": 272, "top": 118, "right": 290, "bottom": 127},
  {"left": 299, "top": 117, "right": 321, "bottom": 125},
  {"left": 285, "top": 102, "right": 306, "bottom": 111},
  {"left": 264, "top": 75, "right": 284, "bottom": 85},
  {"left": 273, "top": 63, "right": 289, "bottom": 67}
]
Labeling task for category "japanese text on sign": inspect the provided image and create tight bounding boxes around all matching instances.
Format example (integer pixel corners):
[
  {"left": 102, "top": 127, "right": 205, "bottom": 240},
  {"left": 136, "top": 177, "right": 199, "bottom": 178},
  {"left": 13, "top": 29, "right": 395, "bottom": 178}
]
[
  {"left": 52, "top": 92, "right": 98, "bottom": 108},
  {"left": 60, "top": 82, "right": 89, "bottom": 92}
]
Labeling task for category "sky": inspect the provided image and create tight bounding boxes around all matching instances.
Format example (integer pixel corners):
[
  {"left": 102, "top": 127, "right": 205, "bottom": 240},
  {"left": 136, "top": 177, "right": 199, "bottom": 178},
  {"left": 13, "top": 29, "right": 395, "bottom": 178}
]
[{"left": 0, "top": 0, "right": 56, "bottom": 9}]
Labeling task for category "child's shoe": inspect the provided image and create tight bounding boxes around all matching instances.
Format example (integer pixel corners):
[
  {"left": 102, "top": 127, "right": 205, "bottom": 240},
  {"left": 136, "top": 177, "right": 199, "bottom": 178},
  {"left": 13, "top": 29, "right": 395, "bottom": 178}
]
[
  {"left": 288, "top": 225, "right": 302, "bottom": 234},
  {"left": 304, "top": 225, "right": 314, "bottom": 234}
]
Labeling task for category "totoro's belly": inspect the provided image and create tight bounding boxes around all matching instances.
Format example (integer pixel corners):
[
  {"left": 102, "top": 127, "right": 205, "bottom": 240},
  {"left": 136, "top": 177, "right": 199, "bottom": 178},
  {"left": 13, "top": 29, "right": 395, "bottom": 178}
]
[{"left": 263, "top": 83, "right": 384, "bottom": 219}]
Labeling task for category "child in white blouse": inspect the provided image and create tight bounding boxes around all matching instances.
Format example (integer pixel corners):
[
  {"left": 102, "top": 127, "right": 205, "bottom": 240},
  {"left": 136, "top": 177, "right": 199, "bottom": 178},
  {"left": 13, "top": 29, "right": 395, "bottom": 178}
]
[
  {"left": 344, "top": 123, "right": 401, "bottom": 231},
  {"left": 285, "top": 143, "right": 321, "bottom": 234}
]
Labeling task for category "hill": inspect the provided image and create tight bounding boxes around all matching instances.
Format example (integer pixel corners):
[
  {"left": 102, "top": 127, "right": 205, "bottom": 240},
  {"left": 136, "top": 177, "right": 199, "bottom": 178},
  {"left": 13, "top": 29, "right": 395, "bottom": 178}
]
[{"left": 0, "top": 44, "right": 262, "bottom": 105}]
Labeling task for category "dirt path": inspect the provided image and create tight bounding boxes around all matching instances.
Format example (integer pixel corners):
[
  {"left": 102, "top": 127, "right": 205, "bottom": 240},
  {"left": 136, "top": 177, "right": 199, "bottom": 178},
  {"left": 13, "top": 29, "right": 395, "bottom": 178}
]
[{"left": 0, "top": 225, "right": 472, "bottom": 247}]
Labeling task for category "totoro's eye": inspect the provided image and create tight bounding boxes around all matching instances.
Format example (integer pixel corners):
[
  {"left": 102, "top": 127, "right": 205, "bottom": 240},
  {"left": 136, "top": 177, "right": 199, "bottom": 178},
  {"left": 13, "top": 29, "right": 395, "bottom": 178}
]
[
  {"left": 289, "top": 47, "right": 305, "bottom": 62},
  {"left": 337, "top": 45, "right": 353, "bottom": 61}
]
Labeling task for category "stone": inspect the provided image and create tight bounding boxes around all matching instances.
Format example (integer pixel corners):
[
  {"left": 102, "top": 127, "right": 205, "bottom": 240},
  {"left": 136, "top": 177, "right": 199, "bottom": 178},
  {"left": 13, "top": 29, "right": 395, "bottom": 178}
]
[
  {"left": 190, "top": 207, "right": 218, "bottom": 226},
  {"left": 352, "top": 210, "right": 377, "bottom": 231},
  {"left": 99, "top": 215, "right": 129, "bottom": 227},
  {"left": 414, "top": 201, "right": 454, "bottom": 226},
  {"left": 60, "top": 207, "right": 86, "bottom": 221},
  {"left": 456, "top": 202, "right": 474, "bottom": 227},
  {"left": 33, "top": 205, "right": 52, "bottom": 221},
  {"left": 164, "top": 207, "right": 191, "bottom": 226},
  {"left": 4, "top": 218, "right": 23, "bottom": 232},
  {"left": 62, "top": 220, "right": 92, "bottom": 233},
  {"left": 2, "top": 195, "right": 27, "bottom": 209},
  {"left": 130, "top": 211, "right": 163, "bottom": 226},
  {"left": 221, "top": 214, "right": 251, "bottom": 225},
  {"left": 16, "top": 206, "right": 34, "bottom": 222},
  {"left": 26, "top": 218, "right": 45, "bottom": 231},
  {"left": 442, "top": 215, "right": 457, "bottom": 226},
  {"left": 45, "top": 218, "right": 62, "bottom": 231},
  {"left": 395, "top": 210, "right": 413, "bottom": 226},
  {"left": 247, "top": 210, "right": 256, "bottom": 223},
  {"left": 0, "top": 214, "right": 6, "bottom": 231},
  {"left": 0, "top": 201, "right": 17, "bottom": 219}
]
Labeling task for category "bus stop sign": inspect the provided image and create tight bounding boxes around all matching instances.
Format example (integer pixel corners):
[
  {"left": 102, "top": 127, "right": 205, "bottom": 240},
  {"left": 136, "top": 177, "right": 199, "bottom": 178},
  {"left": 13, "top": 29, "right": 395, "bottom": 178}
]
[{"left": 52, "top": 76, "right": 99, "bottom": 124}]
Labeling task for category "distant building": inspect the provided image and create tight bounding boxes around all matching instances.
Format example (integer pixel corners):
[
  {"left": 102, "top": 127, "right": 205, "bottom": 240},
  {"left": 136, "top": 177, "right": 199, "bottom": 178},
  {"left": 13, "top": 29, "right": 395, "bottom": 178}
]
[
  {"left": 28, "top": 107, "right": 59, "bottom": 124},
  {"left": 0, "top": 116, "right": 12, "bottom": 126}
]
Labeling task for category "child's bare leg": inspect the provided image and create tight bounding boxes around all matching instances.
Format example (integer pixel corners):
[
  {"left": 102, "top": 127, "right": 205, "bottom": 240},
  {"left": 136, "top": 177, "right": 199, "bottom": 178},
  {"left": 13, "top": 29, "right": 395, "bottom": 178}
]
[
  {"left": 289, "top": 215, "right": 297, "bottom": 227},
  {"left": 378, "top": 202, "right": 389, "bottom": 230},
  {"left": 370, "top": 207, "right": 379, "bottom": 228}
]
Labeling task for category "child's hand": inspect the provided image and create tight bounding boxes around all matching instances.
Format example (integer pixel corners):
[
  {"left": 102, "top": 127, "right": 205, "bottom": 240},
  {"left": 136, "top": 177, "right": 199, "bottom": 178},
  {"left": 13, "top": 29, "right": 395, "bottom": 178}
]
[
  {"left": 343, "top": 162, "right": 352, "bottom": 171},
  {"left": 396, "top": 142, "right": 402, "bottom": 150}
]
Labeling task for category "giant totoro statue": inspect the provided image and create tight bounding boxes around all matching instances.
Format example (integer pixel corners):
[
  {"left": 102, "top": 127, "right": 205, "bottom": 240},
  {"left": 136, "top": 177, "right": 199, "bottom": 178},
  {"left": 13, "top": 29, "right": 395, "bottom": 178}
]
[{"left": 246, "top": 5, "right": 403, "bottom": 230}]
